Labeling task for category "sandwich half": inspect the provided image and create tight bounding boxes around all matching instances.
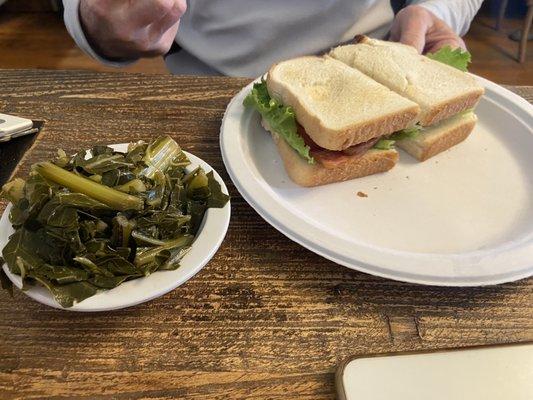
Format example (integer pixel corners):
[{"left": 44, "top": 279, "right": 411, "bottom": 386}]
[
  {"left": 244, "top": 56, "right": 420, "bottom": 187},
  {"left": 329, "top": 37, "right": 484, "bottom": 161}
]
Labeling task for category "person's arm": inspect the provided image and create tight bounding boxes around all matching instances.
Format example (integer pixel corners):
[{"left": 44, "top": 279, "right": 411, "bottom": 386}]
[
  {"left": 389, "top": 0, "right": 482, "bottom": 53},
  {"left": 410, "top": 0, "right": 483, "bottom": 36},
  {"left": 63, "top": 0, "right": 186, "bottom": 66}
]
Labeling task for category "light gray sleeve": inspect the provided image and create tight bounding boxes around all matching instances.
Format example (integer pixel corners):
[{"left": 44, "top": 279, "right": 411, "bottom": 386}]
[
  {"left": 408, "top": 0, "right": 483, "bottom": 36},
  {"left": 62, "top": 0, "right": 135, "bottom": 67}
]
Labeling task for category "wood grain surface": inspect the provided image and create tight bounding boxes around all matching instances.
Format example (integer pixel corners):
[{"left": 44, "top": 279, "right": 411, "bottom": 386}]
[{"left": 0, "top": 70, "right": 532, "bottom": 400}]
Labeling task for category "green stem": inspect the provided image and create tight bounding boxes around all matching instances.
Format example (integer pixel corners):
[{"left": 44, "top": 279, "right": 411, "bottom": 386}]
[
  {"left": 134, "top": 235, "right": 193, "bottom": 266},
  {"left": 140, "top": 135, "right": 187, "bottom": 179},
  {"left": 33, "top": 162, "right": 143, "bottom": 211}
]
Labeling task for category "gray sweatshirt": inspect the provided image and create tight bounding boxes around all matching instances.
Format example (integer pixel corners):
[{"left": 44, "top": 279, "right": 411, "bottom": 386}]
[{"left": 63, "top": 0, "right": 482, "bottom": 77}]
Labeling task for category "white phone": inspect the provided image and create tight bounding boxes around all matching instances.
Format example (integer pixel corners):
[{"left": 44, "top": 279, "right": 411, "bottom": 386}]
[
  {"left": 336, "top": 343, "right": 533, "bottom": 400},
  {"left": 0, "top": 113, "right": 33, "bottom": 135},
  {"left": 0, "top": 113, "right": 35, "bottom": 142}
]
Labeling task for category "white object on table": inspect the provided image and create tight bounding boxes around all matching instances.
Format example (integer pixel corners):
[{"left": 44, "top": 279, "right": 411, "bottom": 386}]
[
  {"left": 0, "top": 113, "right": 33, "bottom": 137},
  {"left": 336, "top": 343, "right": 533, "bottom": 400}
]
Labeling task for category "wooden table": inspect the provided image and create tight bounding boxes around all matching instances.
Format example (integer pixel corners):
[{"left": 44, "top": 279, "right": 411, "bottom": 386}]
[{"left": 0, "top": 70, "right": 532, "bottom": 399}]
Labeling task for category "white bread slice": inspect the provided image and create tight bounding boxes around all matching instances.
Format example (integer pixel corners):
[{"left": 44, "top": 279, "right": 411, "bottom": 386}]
[
  {"left": 397, "top": 112, "right": 477, "bottom": 161},
  {"left": 266, "top": 56, "right": 419, "bottom": 151},
  {"left": 329, "top": 38, "right": 484, "bottom": 126}
]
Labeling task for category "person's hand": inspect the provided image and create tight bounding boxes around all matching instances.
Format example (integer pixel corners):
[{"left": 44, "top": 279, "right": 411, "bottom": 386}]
[
  {"left": 79, "top": 0, "right": 187, "bottom": 60},
  {"left": 389, "top": 5, "right": 466, "bottom": 54}
]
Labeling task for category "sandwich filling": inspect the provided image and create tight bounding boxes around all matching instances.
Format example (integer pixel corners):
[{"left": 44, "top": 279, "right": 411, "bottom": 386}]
[
  {"left": 244, "top": 79, "right": 475, "bottom": 170},
  {"left": 243, "top": 80, "right": 394, "bottom": 169},
  {"left": 297, "top": 124, "right": 381, "bottom": 169},
  {"left": 386, "top": 108, "right": 475, "bottom": 143}
]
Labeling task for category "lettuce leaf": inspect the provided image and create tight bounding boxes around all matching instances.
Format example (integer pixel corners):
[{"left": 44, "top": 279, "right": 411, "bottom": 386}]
[
  {"left": 243, "top": 80, "right": 314, "bottom": 164},
  {"left": 373, "top": 124, "right": 423, "bottom": 150},
  {"left": 373, "top": 139, "right": 396, "bottom": 150},
  {"left": 427, "top": 46, "right": 471, "bottom": 72},
  {"left": 388, "top": 125, "right": 422, "bottom": 141}
]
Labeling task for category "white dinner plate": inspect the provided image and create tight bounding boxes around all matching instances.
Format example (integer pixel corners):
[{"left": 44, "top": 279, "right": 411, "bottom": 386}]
[
  {"left": 220, "top": 75, "right": 533, "bottom": 286},
  {"left": 1, "top": 145, "right": 231, "bottom": 311}
]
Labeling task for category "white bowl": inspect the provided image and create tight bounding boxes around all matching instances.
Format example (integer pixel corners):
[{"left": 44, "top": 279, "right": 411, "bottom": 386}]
[{"left": 1, "top": 146, "right": 231, "bottom": 311}]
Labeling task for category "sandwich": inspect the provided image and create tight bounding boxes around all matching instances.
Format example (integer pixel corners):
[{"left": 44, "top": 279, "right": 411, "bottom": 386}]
[
  {"left": 329, "top": 36, "right": 484, "bottom": 161},
  {"left": 243, "top": 56, "right": 420, "bottom": 187}
]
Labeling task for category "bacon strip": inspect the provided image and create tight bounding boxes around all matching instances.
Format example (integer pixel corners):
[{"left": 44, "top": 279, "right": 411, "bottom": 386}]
[{"left": 297, "top": 124, "right": 380, "bottom": 169}]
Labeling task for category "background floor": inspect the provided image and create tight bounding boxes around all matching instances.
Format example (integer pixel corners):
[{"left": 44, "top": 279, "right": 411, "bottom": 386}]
[{"left": 0, "top": 10, "right": 531, "bottom": 85}]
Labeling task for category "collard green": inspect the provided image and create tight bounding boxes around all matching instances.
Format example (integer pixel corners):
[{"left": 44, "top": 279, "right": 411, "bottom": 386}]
[{"left": 0, "top": 135, "right": 229, "bottom": 307}]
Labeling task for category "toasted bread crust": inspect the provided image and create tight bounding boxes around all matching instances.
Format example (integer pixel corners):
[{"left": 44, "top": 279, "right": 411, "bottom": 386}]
[
  {"left": 397, "top": 116, "right": 477, "bottom": 161},
  {"left": 352, "top": 34, "right": 367, "bottom": 44},
  {"left": 266, "top": 57, "right": 420, "bottom": 151},
  {"left": 419, "top": 89, "right": 484, "bottom": 126},
  {"left": 272, "top": 132, "right": 398, "bottom": 187}
]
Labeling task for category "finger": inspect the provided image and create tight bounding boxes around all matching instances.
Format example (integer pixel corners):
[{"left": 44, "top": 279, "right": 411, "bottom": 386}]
[
  {"left": 126, "top": 0, "right": 181, "bottom": 27},
  {"left": 425, "top": 37, "right": 466, "bottom": 54},
  {"left": 453, "top": 37, "right": 467, "bottom": 50},
  {"left": 155, "top": 0, "right": 186, "bottom": 34},
  {"left": 389, "top": 19, "right": 401, "bottom": 42},
  {"left": 146, "top": 0, "right": 184, "bottom": 50},
  {"left": 399, "top": 19, "right": 429, "bottom": 53},
  {"left": 140, "top": 20, "right": 181, "bottom": 57}
]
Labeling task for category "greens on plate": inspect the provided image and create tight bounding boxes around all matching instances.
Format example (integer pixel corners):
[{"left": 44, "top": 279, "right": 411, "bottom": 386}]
[{"left": 0, "top": 135, "right": 229, "bottom": 307}]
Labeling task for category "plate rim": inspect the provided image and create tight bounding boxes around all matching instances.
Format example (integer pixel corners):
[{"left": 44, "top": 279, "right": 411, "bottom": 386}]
[
  {"left": 220, "top": 74, "right": 533, "bottom": 287},
  {"left": 1, "top": 147, "right": 231, "bottom": 311}
]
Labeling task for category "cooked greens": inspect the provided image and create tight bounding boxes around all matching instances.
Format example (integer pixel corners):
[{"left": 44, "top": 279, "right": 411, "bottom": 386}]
[
  {"left": 243, "top": 79, "right": 315, "bottom": 164},
  {"left": 0, "top": 136, "right": 229, "bottom": 307}
]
